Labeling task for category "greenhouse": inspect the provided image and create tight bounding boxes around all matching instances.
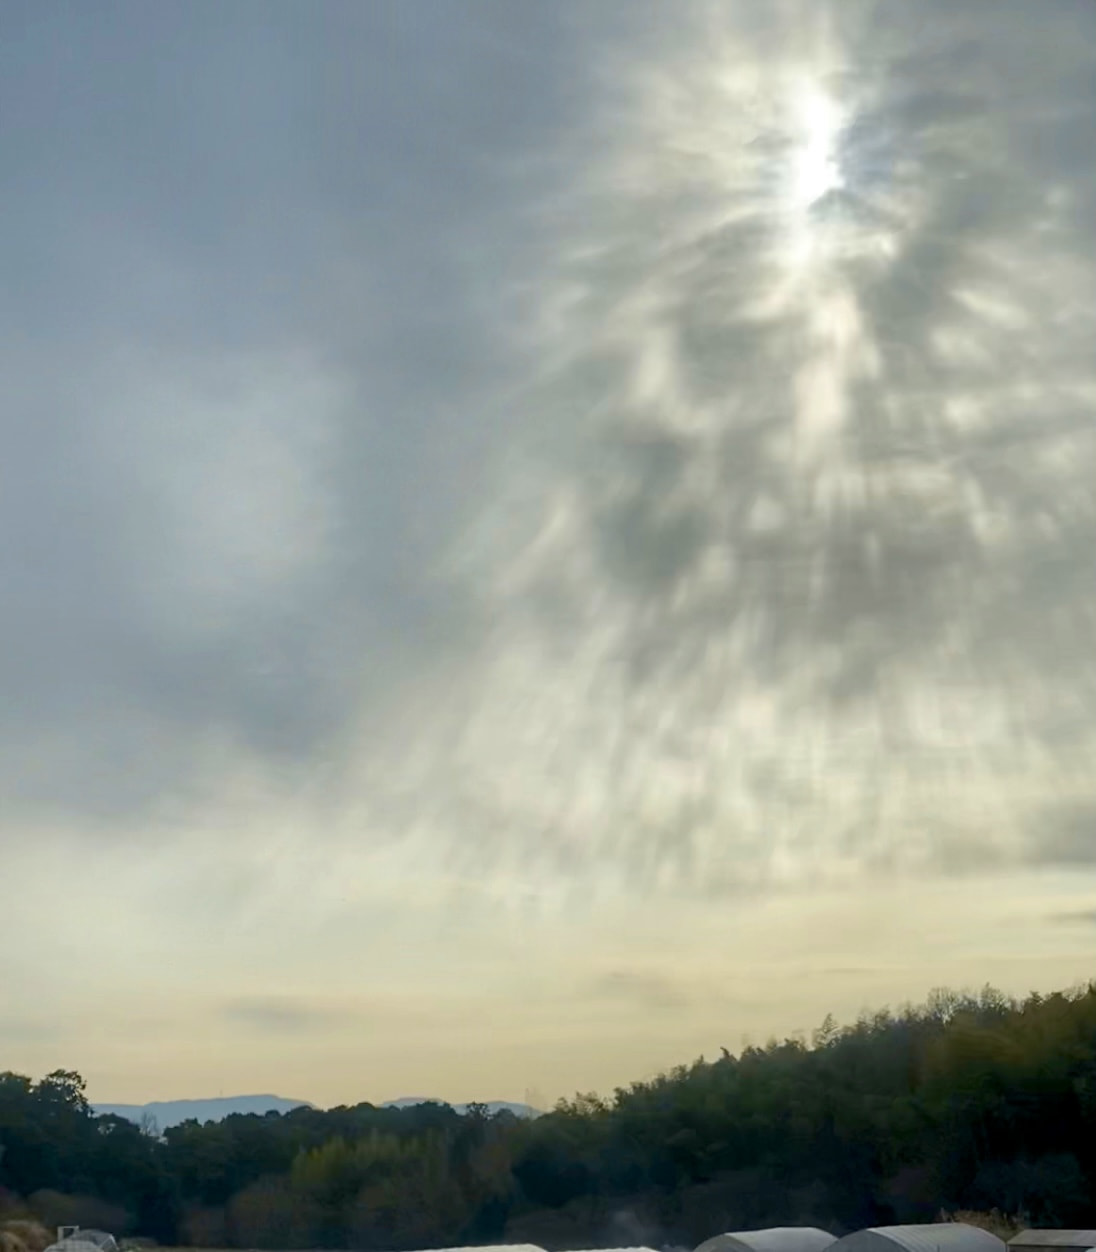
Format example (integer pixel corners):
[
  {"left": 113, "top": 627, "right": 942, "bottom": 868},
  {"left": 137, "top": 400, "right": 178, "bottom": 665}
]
[
  {"left": 1009, "top": 1235, "right": 1096, "bottom": 1252},
  {"left": 416, "top": 1245, "right": 546, "bottom": 1252},
  {"left": 694, "top": 1227, "right": 838, "bottom": 1252},
  {"left": 828, "top": 1224, "right": 1006, "bottom": 1252},
  {"left": 569, "top": 1246, "right": 660, "bottom": 1252},
  {"left": 44, "top": 1233, "right": 118, "bottom": 1252}
]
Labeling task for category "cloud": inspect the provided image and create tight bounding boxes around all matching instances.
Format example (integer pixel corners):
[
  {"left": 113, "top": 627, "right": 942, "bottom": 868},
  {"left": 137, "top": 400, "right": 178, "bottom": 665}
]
[
  {"left": 1049, "top": 910, "right": 1096, "bottom": 927},
  {"left": 589, "top": 970, "right": 693, "bottom": 1012},
  {"left": 0, "top": 0, "right": 580, "bottom": 832},
  {"left": 220, "top": 997, "right": 354, "bottom": 1035},
  {"left": 2, "top": 0, "right": 1096, "bottom": 1103},
  {"left": 357, "top": 0, "right": 1096, "bottom": 896},
  {"left": 1, "top": 0, "right": 1093, "bottom": 897},
  {"left": 1031, "top": 803, "right": 1096, "bottom": 867}
]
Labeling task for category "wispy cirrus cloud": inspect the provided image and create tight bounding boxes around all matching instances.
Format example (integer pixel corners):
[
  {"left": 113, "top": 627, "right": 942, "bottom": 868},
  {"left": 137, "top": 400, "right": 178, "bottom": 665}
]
[{"left": 349, "top": 0, "right": 1096, "bottom": 896}]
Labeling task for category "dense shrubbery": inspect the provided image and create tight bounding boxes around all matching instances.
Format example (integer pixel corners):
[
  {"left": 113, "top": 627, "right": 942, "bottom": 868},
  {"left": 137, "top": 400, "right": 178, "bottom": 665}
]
[{"left": 3, "top": 982, "right": 1095, "bottom": 1248}]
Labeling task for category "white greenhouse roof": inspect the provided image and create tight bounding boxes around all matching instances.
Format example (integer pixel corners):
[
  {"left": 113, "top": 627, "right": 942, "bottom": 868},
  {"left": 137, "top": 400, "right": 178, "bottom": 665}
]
[
  {"left": 415, "top": 1245, "right": 546, "bottom": 1252},
  {"left": 695, "top": 1229, "right": 837, "bottom": 1252},
  {"left": 569, "top": 1246, "right": 660, "bottom": 1252},
  {"left": 830, "top": 1224, "right": 1006, "bottom": 1252},
  {"left": 1010, "top": 1236, "right": 1096, "bottom": 1250},
  {"left": 45, "top": 1235, "right": 119, "bottom": 1252}
]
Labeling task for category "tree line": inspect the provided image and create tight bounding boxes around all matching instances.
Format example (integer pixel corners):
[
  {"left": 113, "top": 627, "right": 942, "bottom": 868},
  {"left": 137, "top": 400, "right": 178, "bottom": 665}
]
[{"left": 2, "top": 981, "right": 1095, "bottom": 1249}]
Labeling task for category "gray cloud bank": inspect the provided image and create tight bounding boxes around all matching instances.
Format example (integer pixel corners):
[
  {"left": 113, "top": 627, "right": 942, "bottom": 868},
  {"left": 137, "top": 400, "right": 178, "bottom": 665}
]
[
  {"left": 1, "top": 0, "right": 575, "bottom": 818},
  {"left": 2, "top": 1, "right": 1094, "bottom": 895}
]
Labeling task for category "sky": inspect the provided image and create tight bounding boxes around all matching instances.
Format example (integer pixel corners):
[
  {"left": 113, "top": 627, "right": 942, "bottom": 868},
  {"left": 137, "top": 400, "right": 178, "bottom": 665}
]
[{"left": 1, "top": 0, "right": 1095, "bottom": 1109}]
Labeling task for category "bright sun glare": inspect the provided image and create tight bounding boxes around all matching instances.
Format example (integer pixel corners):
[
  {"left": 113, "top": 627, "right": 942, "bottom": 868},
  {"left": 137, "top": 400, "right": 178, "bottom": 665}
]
[{"left": 791, "top": 83, "right": 844, "bottom": 207}]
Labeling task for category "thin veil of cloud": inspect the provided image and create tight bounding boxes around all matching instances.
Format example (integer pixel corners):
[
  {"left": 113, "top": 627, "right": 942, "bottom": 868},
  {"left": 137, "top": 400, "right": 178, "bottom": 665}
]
[{"left": 354, "top": 0, "right": 1096, "bottom": 896}]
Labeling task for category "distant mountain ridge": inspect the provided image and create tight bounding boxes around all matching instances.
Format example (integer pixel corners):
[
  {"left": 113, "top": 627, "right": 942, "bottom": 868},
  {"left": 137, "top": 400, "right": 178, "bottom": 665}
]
[
  {"left": 93, "top": 1094, "right": 541, "bottom": 1130},
  {"left": 93, "top": 1095, "right": 312, "bottom": 1129}
]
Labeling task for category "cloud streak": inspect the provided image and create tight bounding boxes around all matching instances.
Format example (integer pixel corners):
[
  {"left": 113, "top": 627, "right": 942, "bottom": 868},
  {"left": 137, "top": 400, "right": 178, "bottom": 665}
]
[{"left": 221, "top": 997, "right": 354, "bottom": 1035}]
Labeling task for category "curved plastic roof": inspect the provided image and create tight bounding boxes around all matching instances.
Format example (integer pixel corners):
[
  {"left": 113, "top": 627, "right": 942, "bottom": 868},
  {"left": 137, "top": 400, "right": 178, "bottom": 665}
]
[
  {"left": 1010, "top": 1236, "right": 1096, "bottom": 1250},
  {"left": 830, "top": 1224, "right": 1006, "bottom": 1252},
  {"left": 570, "top": 1247, "right": 660, "bottom": 1252},
  {"left": 417, "top": 1246, "right": 546, "bottom": 1252},
  {"left": 695, "top": 1228, "right": 837, "bottom": 1252},
  {"left": 45, "top": 1235, "right": 119, "bottom": 1252}
]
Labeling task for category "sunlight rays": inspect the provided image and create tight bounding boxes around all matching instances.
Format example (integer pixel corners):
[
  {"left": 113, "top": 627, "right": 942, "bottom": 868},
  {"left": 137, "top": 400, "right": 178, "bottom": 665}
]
[{"left": 331, "top": 2, "right": 1096, "bottom": 903}]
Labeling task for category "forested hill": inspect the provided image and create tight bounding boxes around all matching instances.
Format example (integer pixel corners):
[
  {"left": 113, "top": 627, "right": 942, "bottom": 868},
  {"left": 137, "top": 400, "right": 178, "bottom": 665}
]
[{"left": 3, "top": 982, "right": 1095, "bottom": 1250}]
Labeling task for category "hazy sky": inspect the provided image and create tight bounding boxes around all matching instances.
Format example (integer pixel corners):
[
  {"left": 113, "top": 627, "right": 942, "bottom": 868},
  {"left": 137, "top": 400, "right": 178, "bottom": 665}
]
[{"left": 2, "top": 0, "right": 1095, "bottom": 1108}]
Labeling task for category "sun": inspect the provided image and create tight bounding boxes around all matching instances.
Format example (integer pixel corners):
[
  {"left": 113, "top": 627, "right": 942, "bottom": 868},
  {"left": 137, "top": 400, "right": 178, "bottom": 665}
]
[{"left": 790, "top": 82, "right": 844, "bottom": 208}]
